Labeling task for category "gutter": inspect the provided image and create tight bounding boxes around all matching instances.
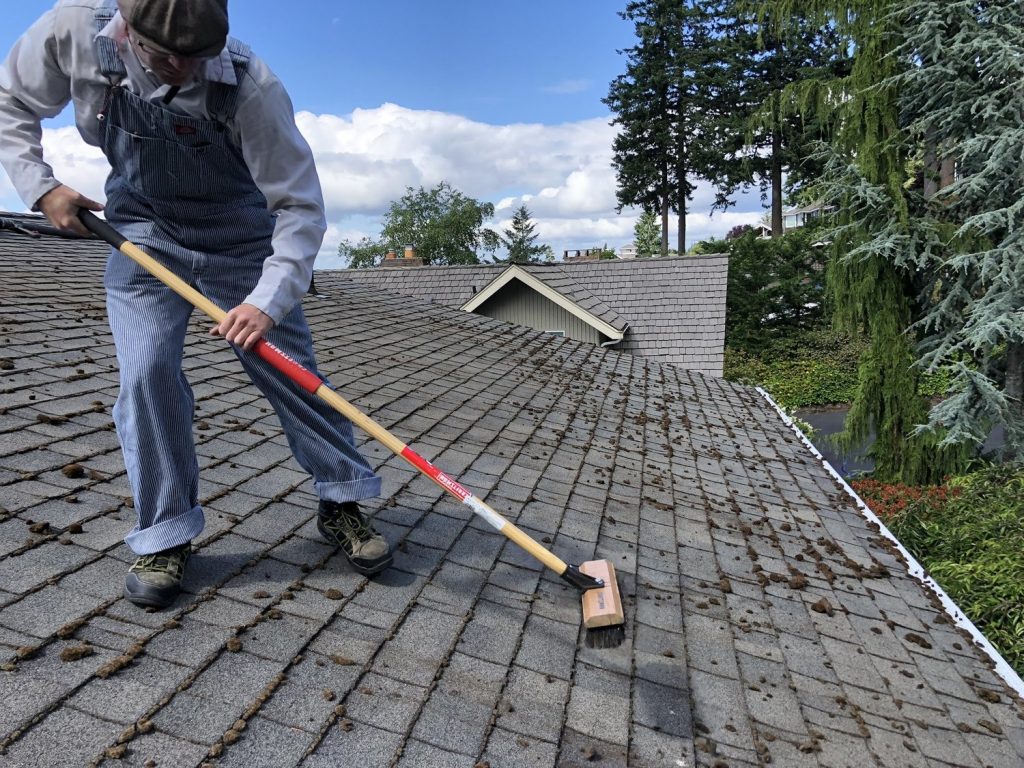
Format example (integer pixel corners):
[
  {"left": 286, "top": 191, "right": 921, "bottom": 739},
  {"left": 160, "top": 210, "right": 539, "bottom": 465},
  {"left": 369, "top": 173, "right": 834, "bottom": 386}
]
[
  {"left": 757, "top": 386, "right": 1024, "bottom": 699},
  {"left": 601, "top": 328, "right": 627, "bottom": 348}
]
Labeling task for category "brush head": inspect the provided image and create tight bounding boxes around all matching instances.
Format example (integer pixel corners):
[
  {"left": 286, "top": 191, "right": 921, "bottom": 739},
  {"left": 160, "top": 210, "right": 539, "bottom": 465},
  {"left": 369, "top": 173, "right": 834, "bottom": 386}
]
[
  {"left": 585, "top": 623, "right": 625, "bottom": 649},
  {"left": 579, "top": 560, "right": 625, "bottom": 649}
]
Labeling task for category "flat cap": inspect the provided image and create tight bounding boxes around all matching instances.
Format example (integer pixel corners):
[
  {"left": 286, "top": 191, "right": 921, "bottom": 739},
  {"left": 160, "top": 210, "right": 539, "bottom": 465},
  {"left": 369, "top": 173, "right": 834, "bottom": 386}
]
[{"left": 117, "top": 0, "right": 228, "bottom": 58}]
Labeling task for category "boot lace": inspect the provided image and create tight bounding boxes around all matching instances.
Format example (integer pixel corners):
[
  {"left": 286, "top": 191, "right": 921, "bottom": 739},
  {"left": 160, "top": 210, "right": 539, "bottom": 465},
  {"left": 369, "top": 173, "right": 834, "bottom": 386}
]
[
  {"left": 130, "top": 544, "right": 189, "bottom": 579},
  {"left": 320, "top": 501, "right": 374, "bottom": 543}
]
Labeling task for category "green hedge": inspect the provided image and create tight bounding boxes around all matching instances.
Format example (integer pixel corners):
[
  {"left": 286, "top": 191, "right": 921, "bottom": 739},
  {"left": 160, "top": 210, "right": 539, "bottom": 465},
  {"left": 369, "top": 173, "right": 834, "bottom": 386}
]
[
  {"left": 854, "top": 467, "right": 1024, "bottom": 676},
  {"left": 724, "top": 327, "right": 952, "bottom": 410},
  {"left": 723, "top": 328, "right": 863, "bottom": 409}
]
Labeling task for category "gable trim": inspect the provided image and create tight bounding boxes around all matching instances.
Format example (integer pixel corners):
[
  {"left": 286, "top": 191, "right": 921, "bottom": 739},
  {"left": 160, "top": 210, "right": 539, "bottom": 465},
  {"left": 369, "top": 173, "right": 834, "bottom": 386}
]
[{"left": 460, "top": 265, "right": 625, "bottom": 340}]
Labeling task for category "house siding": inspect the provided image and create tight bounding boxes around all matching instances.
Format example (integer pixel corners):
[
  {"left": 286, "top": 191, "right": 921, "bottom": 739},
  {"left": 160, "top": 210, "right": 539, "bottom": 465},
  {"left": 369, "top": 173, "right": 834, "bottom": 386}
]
[{"left": 475, "top": 279, "right": 605, "bottom": 344}]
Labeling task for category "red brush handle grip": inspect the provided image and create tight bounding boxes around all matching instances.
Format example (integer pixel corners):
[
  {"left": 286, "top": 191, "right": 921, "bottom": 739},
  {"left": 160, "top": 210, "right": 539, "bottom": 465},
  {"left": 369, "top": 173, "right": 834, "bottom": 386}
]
[{"left": 253, "top": 339, "right": 323, "bottom": 393}]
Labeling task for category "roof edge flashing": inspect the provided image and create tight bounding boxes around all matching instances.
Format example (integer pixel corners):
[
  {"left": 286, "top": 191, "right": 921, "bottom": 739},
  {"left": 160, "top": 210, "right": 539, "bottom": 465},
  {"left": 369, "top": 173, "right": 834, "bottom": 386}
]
[{"left": 756, "top": 387, "right": 1024, "bottom": 701}]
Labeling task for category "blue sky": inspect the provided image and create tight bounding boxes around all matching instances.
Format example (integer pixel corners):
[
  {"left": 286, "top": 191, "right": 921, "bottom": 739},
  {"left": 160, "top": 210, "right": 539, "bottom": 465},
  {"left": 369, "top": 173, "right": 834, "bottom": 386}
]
[{"left": 1, "top": 1, "right": 764, "bottom": 264}]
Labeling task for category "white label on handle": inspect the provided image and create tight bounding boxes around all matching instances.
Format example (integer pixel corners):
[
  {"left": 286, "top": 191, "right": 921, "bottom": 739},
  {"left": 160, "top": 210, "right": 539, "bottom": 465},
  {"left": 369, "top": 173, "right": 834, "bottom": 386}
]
[{"left": 463, "top": 496, "right": 506, "bottom": 531}]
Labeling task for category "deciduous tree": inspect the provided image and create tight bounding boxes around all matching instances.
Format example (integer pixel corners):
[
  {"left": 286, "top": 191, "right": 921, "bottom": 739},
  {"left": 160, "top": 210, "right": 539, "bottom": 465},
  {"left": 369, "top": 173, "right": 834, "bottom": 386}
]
[{"left": 340, "top": 182, "right": 498, "bottom": 268}]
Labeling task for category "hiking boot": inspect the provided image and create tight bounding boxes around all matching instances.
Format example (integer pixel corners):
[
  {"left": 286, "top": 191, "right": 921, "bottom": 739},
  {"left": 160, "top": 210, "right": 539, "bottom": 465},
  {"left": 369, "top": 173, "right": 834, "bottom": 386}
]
[
  {"left": 124, "top": 542, "right": 191, "bottom": 609},
  {"left": 318, "top": 501, "right": 392, "bottom": 575}
]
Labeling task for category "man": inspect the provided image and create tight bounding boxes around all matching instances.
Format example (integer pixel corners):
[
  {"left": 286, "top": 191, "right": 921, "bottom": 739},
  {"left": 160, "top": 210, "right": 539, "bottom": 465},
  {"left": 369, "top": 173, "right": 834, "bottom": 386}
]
[{"left": 0, "top": 0, "right": 392, "bottom": 609}]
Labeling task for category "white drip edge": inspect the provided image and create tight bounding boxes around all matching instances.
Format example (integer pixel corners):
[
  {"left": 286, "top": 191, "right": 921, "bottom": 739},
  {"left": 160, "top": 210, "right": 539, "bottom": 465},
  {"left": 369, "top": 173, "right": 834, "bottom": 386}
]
[{"left": 756, "top": 386, "right": 1024, "bottom": 698}]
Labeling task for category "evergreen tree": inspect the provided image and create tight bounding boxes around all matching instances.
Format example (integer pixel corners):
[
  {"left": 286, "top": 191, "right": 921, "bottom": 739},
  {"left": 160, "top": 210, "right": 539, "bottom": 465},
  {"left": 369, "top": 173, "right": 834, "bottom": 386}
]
[
  {"left": 501, "top": 205, "right": 548, "bottom": 263},
  {"left": 725, "top": 228, "right": 826, "bottom": 348},
  {"left": 893, "top": 0, "right": 1024, "bottom": 460},
  {"left": 701, "top": 1, "right": 847, "bottom": 235},
  {"left": 605, "top": 0, "right": 716, "bottom": 255},
  {"left": 764, "top": 0, "right": 970, "bottom": 482},
  {"left": 633, "top": 209, "right": 661, "bottom": 257}
]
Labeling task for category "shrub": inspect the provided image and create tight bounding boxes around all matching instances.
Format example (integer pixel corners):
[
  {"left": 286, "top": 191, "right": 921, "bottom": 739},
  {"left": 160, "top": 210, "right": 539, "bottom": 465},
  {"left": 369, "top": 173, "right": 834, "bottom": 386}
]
[
  {"left": 725, "top": 228, "right": 827, "bottom": 350},
  {"left": 726, "top": 224, "right": 754, "bottom": 240},
  {"left": 724, "top": 327, "right": 863, "bottom": 409},
  {"left": 853, "top": 467, "right": 1024, "bottom": 676}
]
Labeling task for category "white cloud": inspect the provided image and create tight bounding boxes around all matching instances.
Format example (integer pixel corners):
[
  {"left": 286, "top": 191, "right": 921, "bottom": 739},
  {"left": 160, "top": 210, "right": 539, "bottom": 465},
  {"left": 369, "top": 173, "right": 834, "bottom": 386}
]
[
  {"left": 40, "top": 127, "right": 108, "bottom": 203},
  {"left": 1, "top": 103, "right": 767, "bottom": 262}
]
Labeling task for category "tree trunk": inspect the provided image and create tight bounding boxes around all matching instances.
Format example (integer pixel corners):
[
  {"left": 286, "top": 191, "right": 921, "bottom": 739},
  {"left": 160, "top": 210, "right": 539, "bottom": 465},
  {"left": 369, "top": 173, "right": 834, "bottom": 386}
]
[
  {"left": 1005, "top": 341, "right": 1024, "bottom": 461},
  {"left": 660, "top": 197, "right": 669, "bottom": 257},
  {"left": 676, "top": 84, "right": 686, "bottom": 255},
  {"left": 771, "top": 124, "right": 783, "bottom": 237},
  {"left": 939, "top": 155, "right": 956, "bottom": 189},
  {"left": 923, "top": 126, "right": 938, "bottom": 200},
  {"left": 677, "top": 208, "right": 685, "bottom": 256},
  {"left": 677, "top": 190, "right": 686, "bottom": 256}
]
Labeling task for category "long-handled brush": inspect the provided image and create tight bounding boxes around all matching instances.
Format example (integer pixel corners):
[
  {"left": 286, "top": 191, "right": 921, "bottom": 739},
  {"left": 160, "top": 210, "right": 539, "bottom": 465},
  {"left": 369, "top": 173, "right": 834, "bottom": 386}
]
[{"left": 79, "top": 211, "right": 625, "bottom": 649}]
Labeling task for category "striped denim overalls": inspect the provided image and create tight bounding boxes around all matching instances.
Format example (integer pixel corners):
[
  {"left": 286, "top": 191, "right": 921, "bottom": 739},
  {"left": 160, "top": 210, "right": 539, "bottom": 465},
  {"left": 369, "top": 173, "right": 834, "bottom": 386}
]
[{"left": 93, "top": 6, "right": 381, "bottom": 555}]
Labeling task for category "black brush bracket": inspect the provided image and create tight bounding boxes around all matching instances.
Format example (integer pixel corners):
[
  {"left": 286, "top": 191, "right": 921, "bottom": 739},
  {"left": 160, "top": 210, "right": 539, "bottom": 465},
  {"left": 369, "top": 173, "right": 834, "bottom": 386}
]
[{"left": 560, "top": 564, "right": 605, "bottom": 591}]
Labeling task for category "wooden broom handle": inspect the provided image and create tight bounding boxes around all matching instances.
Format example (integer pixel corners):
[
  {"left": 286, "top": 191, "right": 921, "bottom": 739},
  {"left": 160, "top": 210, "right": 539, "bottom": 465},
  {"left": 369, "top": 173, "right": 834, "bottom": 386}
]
[{"left": 77, "top": 210, "right": 576, "bottom": 578}]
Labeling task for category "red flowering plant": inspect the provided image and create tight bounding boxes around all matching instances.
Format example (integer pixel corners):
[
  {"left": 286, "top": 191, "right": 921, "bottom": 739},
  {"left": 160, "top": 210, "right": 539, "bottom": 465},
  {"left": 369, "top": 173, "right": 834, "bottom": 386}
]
[
  {"left": 852, "top": 467, "right": 1024, "bottom": 676},
  {"left": 850, "top": 478, "right": 960, "bottom": 523}
]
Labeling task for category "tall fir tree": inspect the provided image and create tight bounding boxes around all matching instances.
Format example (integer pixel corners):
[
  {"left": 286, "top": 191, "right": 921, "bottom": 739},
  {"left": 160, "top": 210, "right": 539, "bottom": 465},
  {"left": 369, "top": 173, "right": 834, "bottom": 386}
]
[
  {"left": 501, "top": 205, "right": 548, "bottom": 264},
  {"left": 700, "top": 1, "right": 847, "bottom": 235},
  {"left": 605, "top": 0, "right": 716, "bottom": 255},
  {"left": 633, "top": 209, "right": 661, "bottom": 257}
]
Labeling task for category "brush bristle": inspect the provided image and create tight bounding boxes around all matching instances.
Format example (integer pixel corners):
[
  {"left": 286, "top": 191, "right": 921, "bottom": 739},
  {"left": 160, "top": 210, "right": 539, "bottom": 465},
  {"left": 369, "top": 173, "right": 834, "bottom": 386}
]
[{"left": 585, "top": 624, "right": 625, "bottom": 649}]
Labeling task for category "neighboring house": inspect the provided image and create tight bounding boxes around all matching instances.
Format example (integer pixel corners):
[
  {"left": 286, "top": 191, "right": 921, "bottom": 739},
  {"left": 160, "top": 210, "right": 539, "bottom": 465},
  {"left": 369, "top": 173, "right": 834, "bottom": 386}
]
[
  {"left": 618, "top": 242, "right": 638, "bottom": 260},
  {"left": 2, "top": 213, "right": 1024, "bottom": 767},
  {"left": 324, "top": 256, "right": 729, "bottom": 377},
  {"left": 758, "top": 202, "right": 835, "bottom": 239},
  {"left": 783, "top": 202, "right": 833, "bottom": 230}
]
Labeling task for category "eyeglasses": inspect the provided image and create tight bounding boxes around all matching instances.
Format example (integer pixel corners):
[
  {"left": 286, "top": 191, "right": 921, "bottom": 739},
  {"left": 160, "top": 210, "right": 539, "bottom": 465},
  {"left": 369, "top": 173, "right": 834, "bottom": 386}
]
[{"left": 129, "top": 33, "right": 205, "bottom": 63}]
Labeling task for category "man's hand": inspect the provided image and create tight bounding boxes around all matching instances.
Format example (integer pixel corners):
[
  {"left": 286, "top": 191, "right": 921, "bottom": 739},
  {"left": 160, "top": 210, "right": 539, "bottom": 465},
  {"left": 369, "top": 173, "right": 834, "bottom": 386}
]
[
  {"left": 37, "top": 184, "right": 104, "bottom": 236},
  {"left": 210, "top": 303, "right": 274, "bottom": 351}
]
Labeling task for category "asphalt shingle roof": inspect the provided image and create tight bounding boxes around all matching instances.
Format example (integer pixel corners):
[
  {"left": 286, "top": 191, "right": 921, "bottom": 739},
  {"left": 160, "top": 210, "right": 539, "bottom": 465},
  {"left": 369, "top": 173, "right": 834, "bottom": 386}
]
[
  {"left": 325, "top": 256, "right": 729, "bottom": 377},
  {"left": 0, "top": 217, "right": 1023, "bottom": 767}
]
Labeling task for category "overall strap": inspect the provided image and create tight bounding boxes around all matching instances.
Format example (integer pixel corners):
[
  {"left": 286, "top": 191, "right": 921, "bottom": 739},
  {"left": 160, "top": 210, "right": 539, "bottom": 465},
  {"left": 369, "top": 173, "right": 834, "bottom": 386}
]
[
  {"left": 206, "top": 38, "right": 251, "bottom": 124},
  {"left": 93, "top": 0, "right": 126, "bottom": 82}
]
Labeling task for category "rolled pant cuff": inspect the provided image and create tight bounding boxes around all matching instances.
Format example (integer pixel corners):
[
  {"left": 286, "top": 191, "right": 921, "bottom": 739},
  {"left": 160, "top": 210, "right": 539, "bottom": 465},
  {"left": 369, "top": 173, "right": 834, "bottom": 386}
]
[
  {"left": 125, "top": 504, "right": 205, "bottom": 555},
  {"left": 315, "top": 476, "right": 382, "bottom": 504}
]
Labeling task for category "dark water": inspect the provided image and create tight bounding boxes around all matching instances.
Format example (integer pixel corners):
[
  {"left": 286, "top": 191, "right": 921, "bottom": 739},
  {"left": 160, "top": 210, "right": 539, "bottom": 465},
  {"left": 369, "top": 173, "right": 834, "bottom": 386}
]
[
  {"left": 793, "top": 407, "right": 1007, "bottom": 479},
  {"left": 792, "top": 408, "right": 873, "bottom": 477}
]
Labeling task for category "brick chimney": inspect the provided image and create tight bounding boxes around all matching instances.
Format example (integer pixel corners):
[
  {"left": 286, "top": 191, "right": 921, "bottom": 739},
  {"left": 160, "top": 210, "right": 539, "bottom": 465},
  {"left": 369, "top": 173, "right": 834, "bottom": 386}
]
[
  {"left": 381, "top": 244, "right": 423, "bottom": 268},
  {"left": 563, "top": 247, "right": 603, "bottom": 262}
]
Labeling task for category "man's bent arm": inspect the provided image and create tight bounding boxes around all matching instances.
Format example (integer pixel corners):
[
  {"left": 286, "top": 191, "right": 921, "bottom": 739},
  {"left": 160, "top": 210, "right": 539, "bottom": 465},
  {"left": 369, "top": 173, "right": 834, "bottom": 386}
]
[{"left": 234, "top": 67, "right": 327, "bottom": 325}]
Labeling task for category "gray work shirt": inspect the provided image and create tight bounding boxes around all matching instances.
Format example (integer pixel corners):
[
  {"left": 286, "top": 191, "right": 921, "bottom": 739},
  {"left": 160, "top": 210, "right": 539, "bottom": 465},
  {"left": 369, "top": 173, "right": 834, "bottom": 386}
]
[{"left": 0, "top": 0, "right": 328, "bottom": 323}]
